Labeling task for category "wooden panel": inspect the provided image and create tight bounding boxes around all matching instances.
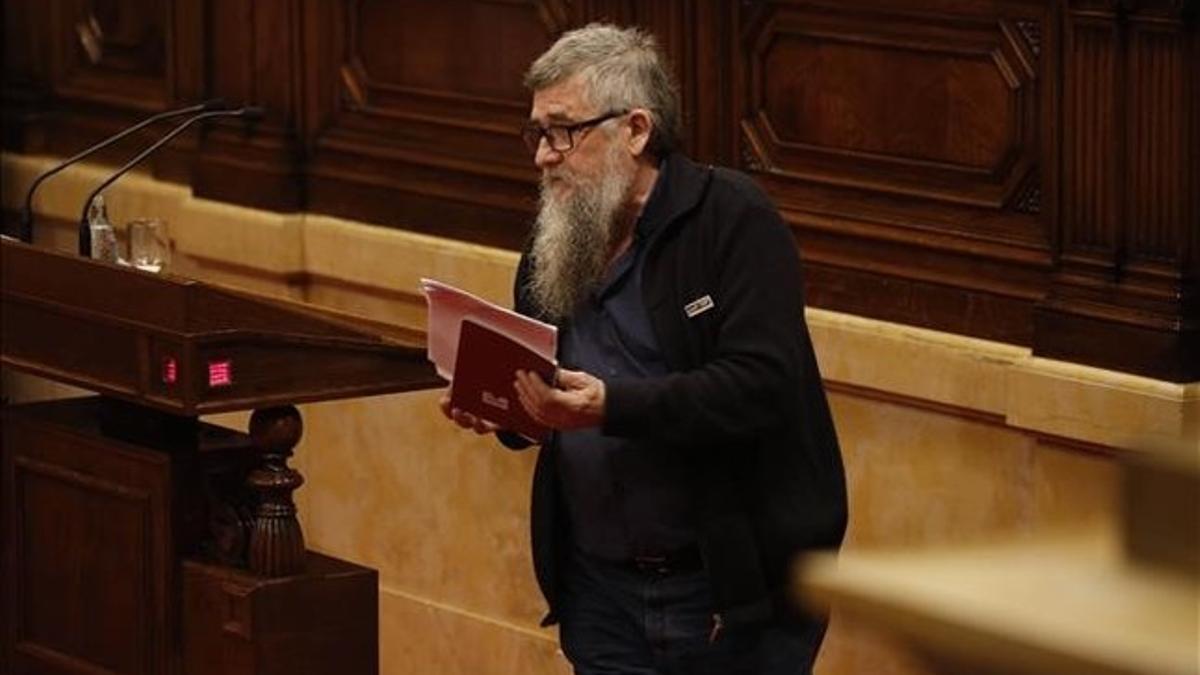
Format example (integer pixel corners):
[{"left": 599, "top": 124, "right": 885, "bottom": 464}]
[
  {"left": 741, "top": 5, "right": 1038, "bottom": 213},
  {"left": 1, "top": 1, "right": 41, "bottom": 85},
  {"left": 1, "top": 396, "right": 382, "bottom": 675},
  {"left": 1, "top": 297, "right": 145, "bottom": 398},
  {"left": 732, "top": 0, "right": 1055, "bottom": 344},
  {"left": 1035, "top": 1, "right": 1199, "bottom": 381},
  {"left": 2, "top": 0, "right": 50, "bottom": 152},
  {"left": 1061, "top": 11, "right": 1119, "bottom": 257},
  {"left": 3, "top": 404, "right": 172, "bottom": 675},
  {"left": 50, "top": 0, "right": 168, "bottom": 110},
  {"left": 3, "top": 0, "right": 1196, "bottom": 380},
  {"left": 1127, "top": 24, "right": 1192, "bottom": 262},
  {"left": 300, "top": 0, "right": 567, "bottom": 246},
  {"left": 192, "top": 0, "right": 306, "bottom": 211},
  {"left": 1, "top": 0, "right": 204, "bottom": 180},
  {"left": 183, "top": 553, "right": 378, "bottom": 675},
  {"left": 41, "top": 0, "right": 171, "bottom": 162},
  {"left": 14, "top": 463, "right": 154, "bottom": 674}
]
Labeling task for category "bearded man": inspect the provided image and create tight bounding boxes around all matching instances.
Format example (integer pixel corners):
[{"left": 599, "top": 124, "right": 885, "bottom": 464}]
[{"left": 441, "top": 23, "right": 847, "bottom": 675}]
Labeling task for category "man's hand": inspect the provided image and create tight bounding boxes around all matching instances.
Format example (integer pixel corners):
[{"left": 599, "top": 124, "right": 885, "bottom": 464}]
[
  {"left": 514, "top": 368, "right": 605, "bottom": 431},
  {"left": 439, "top": 393, "right": 499, "bottom": 435}
]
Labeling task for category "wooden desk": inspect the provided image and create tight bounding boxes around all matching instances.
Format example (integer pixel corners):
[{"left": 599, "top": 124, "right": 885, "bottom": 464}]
[{"left": 1, "top": 240, "right": 442, "bottom": 674}]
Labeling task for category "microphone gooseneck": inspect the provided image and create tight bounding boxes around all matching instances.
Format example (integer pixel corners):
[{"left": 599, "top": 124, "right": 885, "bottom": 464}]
[
  {"left": 19, "top": 98, "right": 228, "bottom": 244},
  {"left": 77, "top": 106, "right": 263, "bottom": 256}
]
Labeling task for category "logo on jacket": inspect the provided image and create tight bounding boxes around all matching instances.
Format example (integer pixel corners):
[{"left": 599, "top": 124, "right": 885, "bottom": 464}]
[{"left": 684, "top": 294, "right": 715, "bottom": 318}]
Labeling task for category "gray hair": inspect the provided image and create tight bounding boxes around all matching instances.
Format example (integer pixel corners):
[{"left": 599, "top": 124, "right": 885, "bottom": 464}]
[{"left": 525, "top": 23, "right": 682, "bottom": 158}]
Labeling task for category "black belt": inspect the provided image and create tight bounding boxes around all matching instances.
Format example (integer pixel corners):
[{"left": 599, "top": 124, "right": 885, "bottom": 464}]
[{"left": 626, "top": 544, "right": 703, "bottom": 575}]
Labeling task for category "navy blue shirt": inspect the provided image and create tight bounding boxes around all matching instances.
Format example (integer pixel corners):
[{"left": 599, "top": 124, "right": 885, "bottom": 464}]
[{"left": 556, "top": 174, "right": 696, "bottom": 561}]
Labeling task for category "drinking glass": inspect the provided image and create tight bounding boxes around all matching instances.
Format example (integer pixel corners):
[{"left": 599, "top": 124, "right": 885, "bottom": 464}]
[{"left": 128, "top": 218, "right": 169, "bottom": 273}]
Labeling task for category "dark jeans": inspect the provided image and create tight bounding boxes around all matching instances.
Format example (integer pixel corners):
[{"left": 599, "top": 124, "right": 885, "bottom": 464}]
[{"left": 558, "top": 549, "right": 826, "bottom": 675}]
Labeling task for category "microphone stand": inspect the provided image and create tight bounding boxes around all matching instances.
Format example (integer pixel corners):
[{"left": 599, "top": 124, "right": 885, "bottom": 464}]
[
  {"left": 78, "top": 106, "right": 264, "bottom": 256},
  {"left": 18, "top": 99, "right": 226, "bottom": 244}
]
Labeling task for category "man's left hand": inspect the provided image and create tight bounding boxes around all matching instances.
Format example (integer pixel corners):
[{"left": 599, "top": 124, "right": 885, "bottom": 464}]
[{"left": 514, "top": 368, "right": 605, "bottom": 431}]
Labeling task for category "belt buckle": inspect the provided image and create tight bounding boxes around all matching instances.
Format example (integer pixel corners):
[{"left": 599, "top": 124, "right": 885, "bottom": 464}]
[{"left": 633, "top": 554, "right": 670, "bottom": 574}]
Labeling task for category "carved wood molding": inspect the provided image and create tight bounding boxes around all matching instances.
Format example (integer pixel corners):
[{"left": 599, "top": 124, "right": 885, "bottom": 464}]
[
  {"left": 1038, "top": 1, "right": 1198, "bottom": 381},
  {"left": 738, "top": 3, "right": 1041, "bottom": 210},
  {"left": 740, "top": 126, "right": 768, "bottom": 171},
  {"left": 1013, "top": 170, "right": 1042, "bottom": 215},
  {"left": 246, "top": 406, "right": 306, "bottom": 577},
  {"left": 1015, "top": 19, "right": 1043, "bottom": 58}
]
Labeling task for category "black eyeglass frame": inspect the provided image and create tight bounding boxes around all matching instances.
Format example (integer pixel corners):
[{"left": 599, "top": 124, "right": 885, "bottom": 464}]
[{"left": 520, "top": 109, "right": 629, "bottom": 154}]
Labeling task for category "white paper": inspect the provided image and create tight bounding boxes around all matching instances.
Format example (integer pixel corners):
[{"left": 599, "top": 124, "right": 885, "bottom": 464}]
[{"left": 420, "top": 278, "right": 557, "bottom": 380}]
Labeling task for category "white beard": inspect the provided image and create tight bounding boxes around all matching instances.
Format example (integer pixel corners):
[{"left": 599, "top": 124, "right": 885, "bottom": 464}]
[{"left": 527, "top": 143, "right": 634, "bottom": 322}]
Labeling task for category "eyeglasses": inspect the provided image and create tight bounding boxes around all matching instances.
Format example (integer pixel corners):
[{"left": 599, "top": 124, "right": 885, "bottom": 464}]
[{"left": 520, "top": 110, "right": 628, "bottom": 155}]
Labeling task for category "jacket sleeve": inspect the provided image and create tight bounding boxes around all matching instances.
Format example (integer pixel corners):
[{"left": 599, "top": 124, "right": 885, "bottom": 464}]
[{"left": 602, "top": 188, "right": 807, "bottom": 449}]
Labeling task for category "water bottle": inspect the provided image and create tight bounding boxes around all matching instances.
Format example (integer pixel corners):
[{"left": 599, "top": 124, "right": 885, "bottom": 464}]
[{"left": 87, "top": 194, "right": 119, "bottom": 263}]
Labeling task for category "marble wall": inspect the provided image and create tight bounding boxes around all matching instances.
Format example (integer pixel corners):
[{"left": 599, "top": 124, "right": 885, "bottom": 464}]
[{"left": 4, "top": 155, "right": 1195, "bottom": 675}]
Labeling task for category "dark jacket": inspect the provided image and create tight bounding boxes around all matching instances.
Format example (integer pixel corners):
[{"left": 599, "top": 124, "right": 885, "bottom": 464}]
[{"left": 507, "top": 152, "right": 847, "bottom": 627}]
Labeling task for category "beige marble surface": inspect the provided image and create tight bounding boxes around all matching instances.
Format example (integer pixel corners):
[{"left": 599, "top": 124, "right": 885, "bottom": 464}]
[
  {"left": 800, "top": 527, "right": 1199, "bottom": 675},
  {"left": 379, "top": 585, "right": 571, "bottom": 675},
  {"left": 809, "top": 309, "right": 1199, "bottom": 454},
  {"left": 297, "top": 390, "right": 548, "bottom": 626},
  {"left": 1008, "top": 357, "right": 1200, "bottom": 452}
]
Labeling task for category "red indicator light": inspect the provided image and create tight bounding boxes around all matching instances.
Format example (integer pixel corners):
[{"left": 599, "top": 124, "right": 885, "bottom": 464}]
[
  {"left": 208, "top": 360, "right": 233, "bottom": 387},
  {"left": 162, "top": 357, "right": 178, "bottom": 384}
]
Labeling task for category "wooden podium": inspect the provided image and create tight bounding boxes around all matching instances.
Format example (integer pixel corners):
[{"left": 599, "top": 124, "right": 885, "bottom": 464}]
[{"left": 0, "top": 239, "right": 444, "bottom": 675}]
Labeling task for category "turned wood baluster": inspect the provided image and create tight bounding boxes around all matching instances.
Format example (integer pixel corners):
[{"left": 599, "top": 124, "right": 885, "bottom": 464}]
[{"left": 247, "top": 405, "right": 306, "bottom": 576}]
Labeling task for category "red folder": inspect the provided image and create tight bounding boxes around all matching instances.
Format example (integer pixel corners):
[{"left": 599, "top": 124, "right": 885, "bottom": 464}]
[{"left": 449, "top": 317, "right": 557, "bottom": 443}]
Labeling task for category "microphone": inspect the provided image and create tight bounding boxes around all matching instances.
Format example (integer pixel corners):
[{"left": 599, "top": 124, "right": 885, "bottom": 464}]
[
  {"left": 78, "top": 105, "right": 265, "bottom": 256},
  {"left": 18, "top": 98, "right": 227, "bottom": 243}
]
